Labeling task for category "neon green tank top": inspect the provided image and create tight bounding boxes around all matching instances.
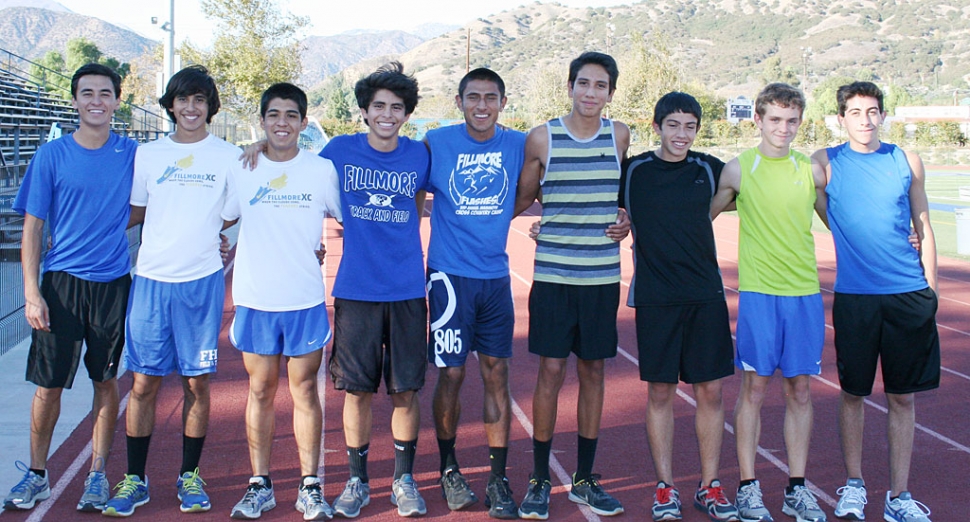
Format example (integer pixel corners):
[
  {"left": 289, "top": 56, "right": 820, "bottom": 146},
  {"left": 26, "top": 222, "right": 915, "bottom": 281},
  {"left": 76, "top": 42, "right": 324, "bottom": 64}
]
[{"left": 736, "top": 147, "right": 819, "bottom": 296}]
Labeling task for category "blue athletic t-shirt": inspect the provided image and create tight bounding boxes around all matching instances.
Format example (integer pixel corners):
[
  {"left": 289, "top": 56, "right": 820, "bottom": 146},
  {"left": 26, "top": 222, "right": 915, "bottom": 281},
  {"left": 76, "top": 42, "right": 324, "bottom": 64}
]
[
  {"left": 425, "top": 124, "right": 526, "bottom": 279},
  {"left": 321, "top": 133, "right": 429, "bottom": 301},
  {"left": 13, "top": 133, "right": 136, "bottom": 282},
  {"left": 826, "top": 142, "right": 927, "bottom": 294}
]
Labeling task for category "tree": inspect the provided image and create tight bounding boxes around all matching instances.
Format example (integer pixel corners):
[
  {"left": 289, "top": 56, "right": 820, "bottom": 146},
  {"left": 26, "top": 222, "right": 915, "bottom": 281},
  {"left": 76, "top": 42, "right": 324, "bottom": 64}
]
[
  {"left": 324, "top": 76, "right": 352, "bottom": 121},
  {"left": 27, "top": 38, "right": 129, "bottom": 100},
  {"left": 611, "top": 31, "right": 681, "bottom": 125},
  {"left": 197, "top": 0, "right": 308, "bottom": 117},
  {"left": 805, "top": 75, "right": 854, "bottom": 121},
  {"left": 761, "top": 56, "right": 799, "bottom": 86},
  {"left": 66, "top": 38, "right": 102, "bottom": 73}
]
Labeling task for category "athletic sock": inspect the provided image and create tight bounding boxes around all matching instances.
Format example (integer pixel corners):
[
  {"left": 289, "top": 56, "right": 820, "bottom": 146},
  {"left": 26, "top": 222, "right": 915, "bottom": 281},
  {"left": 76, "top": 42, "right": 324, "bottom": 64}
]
[
  {"left": 180, "top": 435, "right": 206, "bottom": 475},
  {"left": 393, "top": 439, "right": 418, "bottom": 480},
  {"left": 739, "top": 479, "right": 757, "bottom": 489},
  {"left": 786, "top": 477, "right": 806, "bottom": 494},
  {"left": 532, "top": 437, "right": 552, "bottom": 482},
  {"left": 437, "top": 436, "right": 458, "bottom": 475},
  {"left": 347, "top": 444, "right": 370, "bottom": 483},
  {"left": 488, "top": 447, "right": 508, "bottom": 479},
  {"left": 30, "top": 468, "right": 45, "bottom": 478},
  {"left": 258, "top": 475, "right": 272, "bottom": 489},
  {"left": 575, "top": 435, "right": 598, "bottom": 482},
  {"left": 126, "top": 434, "right": 152, "bottom": 480}
]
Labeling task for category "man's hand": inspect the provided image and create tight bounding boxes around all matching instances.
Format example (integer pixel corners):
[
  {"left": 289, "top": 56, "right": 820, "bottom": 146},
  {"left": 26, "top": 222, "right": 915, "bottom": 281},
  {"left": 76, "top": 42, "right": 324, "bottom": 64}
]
[
  {"left": 606, "top": 208, "right": 630, "bottom": 242},
  {"left": 220, "top": 233, "right": 231, "bottom": 265},
  {"left": 529, "top": 220, "right": 540, "bottom": 241},
  {"left": 25, "top": 295, "right": 50, "bottom": 332},
  {"left": 909, "top": 228, "right": 920, "bottom": 251},
  {"left": 315, "top": 243, "right": 327, "bottom": 265},
  {"left": 238, "top": 139, "right": 268, "bottom": 170}
]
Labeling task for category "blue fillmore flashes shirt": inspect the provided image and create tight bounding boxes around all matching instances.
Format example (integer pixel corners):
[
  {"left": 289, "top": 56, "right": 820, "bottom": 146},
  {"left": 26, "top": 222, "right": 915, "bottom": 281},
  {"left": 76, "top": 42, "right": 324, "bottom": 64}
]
[
  {"left": 13, "top": 133, "right": 136, "bottom": 282},
  {"left": 321, "top": 133, "right": 430, "bottom": 302},
  {"left": 425, "top": 124, "right": 526, "bottom": 279}
]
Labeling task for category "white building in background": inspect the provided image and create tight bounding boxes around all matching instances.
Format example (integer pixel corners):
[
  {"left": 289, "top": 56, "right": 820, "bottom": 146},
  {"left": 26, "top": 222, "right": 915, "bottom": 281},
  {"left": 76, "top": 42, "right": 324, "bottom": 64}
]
[
  {"left": 726, "top": 96, "right": 754, "bottom": 124},
  {"left": 891, "top": 105, "right": 970, "bottom": 137}
]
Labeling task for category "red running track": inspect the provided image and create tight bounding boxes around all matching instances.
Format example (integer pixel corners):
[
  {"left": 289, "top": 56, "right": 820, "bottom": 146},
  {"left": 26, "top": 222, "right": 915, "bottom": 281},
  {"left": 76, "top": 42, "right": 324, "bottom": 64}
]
[{"left": 2, "top": 202, "right": 968, "bottom": 522}]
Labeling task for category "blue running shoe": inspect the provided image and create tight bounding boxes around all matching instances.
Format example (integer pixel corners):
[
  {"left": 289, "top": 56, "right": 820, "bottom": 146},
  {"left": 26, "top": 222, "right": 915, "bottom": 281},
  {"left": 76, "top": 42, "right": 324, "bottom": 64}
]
[
  {"left": 3, "top": 461, "right": 50, "bottom": 510},
  {"left": 177, "top": 468, "right": 211, "bottom": 513},
  {"left": 103, "top": 475, "right": 150, "bottom": 517},
  {"left": 884, "top": 491, "right": 931, "bottom": 522}
]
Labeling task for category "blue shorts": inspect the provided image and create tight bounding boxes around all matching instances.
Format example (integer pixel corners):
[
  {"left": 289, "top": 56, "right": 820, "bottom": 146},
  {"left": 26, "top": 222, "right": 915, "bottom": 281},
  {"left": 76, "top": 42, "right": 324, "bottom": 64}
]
[
  {"left": 230, "top": 302, "right": 331, "bottom": 357},
  {"left": 735, "top": 292, "right": 824, "bottom": 378},
  {"left": 427, "top": 269, "right": 514, "bottom": 367},
  {"left": 125, "top": 271, "right": 224, "bottom": 377}
]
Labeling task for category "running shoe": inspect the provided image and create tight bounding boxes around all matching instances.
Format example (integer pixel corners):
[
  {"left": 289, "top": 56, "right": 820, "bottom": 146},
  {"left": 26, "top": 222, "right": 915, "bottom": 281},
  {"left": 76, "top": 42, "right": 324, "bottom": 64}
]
[
  {"left": 78, "top": 467, "right": 110, "bottom": 512},
  {"left": 485, "top": 474, "right": 517, "bottom": 519},
  {"left": 782, "top": 485, "right": 826, "bottom": 522},
  {"left": 390, "top": 473, "right": 427, "bottom": 517},
  {"left": 230, "top": 477, "right": 276, "bottom": 519},
  {"left": 694, "top": 480, "right": 739, "bottom": 521},
  {"left": 439, "top": 466, "right": 477, "bottom": 510},
  {"left": 2, "top": 461, "right": 50, "bottom": 510},
  {"left": 333, "top": 477, "right": 370, "bottom": 518},
  {"left": 518, "top": 474, "right": 551, "bottom": 520},
  {"left": 883, "top": 491, "right": 931, "bottom": 522},
  {"left": 568, "top": 473, "right": 624, "bottom": 516},
  {"left": 103, "top": 475, "right": 150, "bottom": 517},
  {"left": 833, "top": 478, "right": 866, "bottom": 520},
  {"left": 652, "top": 481, "right": 682, "bottom": 521},
  {"left": 177, "top": 468, "right": 211, "bottom": 513},
  {"left": 295, "top": 476, "right": 333, "bottom": 521},
  {"left": 736, "top": 481, "right": 773, "bottom": 522}
]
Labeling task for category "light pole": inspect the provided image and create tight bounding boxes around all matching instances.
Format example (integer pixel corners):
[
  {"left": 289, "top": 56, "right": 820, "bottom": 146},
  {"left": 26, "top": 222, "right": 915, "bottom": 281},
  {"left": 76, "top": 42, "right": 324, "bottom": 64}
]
[{"left": 152, "top": 0, "right": 175, "bottom": 132}]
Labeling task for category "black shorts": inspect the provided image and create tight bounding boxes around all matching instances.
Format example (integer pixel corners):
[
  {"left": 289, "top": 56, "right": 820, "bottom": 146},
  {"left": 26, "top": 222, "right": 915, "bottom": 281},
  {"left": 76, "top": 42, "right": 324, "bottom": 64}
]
[
  {"left": 528, "top": 281, "right": 619, "bottom": 360},
  {"left": 833, "top": 288, "right": 941, "bottom": 396},
  {"left": 329, "top": 297, "right": 428, "bottom": 394},
  {"left": 636, "top": 301, "right": 735, "bottom": 384},
  {"left": 27, "top": 271, "right": 131, "bottom": 389}
]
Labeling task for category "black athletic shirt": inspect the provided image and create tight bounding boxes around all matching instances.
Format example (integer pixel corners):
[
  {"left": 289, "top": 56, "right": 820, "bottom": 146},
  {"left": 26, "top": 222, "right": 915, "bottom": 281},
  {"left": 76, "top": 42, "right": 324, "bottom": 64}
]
[{"left": 620, "top": 150, "right": 727, "bottom": 306}]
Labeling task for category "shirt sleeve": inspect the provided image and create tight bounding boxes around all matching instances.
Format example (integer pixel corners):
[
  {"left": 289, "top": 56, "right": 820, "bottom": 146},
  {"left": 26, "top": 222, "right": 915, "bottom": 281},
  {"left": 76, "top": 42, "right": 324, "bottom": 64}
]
[
  {"left": 320, "top": 158, "right": 343, "bottom": 223},
  {"left": 130, "top": 147, "right": 150, "bottom": 206},
  {"left": 221, "top": 166, "right": 241, "bottom": 221},
  {"left": 12, "top": 144, "right": 54, "bottom": 219}
]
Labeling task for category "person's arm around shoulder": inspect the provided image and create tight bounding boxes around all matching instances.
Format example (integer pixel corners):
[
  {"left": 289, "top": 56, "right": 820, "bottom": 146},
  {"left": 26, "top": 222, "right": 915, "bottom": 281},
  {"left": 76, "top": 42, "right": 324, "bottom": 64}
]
[
  {"left": 514, "top": 125, "right": 549, "bottom": 217},
  {"left": 906, "top": 150, "right": 938, "bottom": 293},
  {"left": 710, "top": 157, "right": 741, "bottom": 220},
  {"left": 811, "top": 149, "right": 831, "bottom": 229},
  {"left": 21, "top": 213, "right": 49, "bottom": 331}
]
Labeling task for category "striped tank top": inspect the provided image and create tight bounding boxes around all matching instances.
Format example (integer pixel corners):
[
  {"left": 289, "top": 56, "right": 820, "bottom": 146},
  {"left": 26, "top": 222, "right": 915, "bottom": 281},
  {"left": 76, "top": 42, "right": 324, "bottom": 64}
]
[{"left": 533, "top": 117, "right": 621, "bottom": 286}]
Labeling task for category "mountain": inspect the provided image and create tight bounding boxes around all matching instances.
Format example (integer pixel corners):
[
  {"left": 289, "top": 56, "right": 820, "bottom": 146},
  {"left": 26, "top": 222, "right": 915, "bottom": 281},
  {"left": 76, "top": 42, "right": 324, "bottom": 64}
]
[
  {"left": 409, "top": 23, "right": 461, "bottom": 40},
  {"left": 300, "top": 30, "right": 425, "bottom": 86},
  {"left": 0, "top": 0, "right": 69, "bottom": 11},
  {"left": 0, "top": 6, "right": 155, "bottom": 62}
]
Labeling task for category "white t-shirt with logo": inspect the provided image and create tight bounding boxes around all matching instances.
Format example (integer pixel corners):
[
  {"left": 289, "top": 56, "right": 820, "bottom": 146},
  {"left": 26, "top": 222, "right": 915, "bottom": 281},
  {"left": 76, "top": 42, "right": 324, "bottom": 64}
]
[
  {"left": 132, "top": 134, "right": 238, "bottom": 282},
  {"left": 222, "top": 149, "right": 342, "bottom": 311}
]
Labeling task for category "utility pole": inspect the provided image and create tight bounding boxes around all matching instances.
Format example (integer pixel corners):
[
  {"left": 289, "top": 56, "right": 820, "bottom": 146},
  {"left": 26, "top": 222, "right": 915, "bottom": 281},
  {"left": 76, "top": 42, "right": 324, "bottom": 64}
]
[
  {"left": 153, "top": 0, "right": 176, "bottom": 132},
  {"left": 466, "top": 27, "right": 471, "bottom": 73}
]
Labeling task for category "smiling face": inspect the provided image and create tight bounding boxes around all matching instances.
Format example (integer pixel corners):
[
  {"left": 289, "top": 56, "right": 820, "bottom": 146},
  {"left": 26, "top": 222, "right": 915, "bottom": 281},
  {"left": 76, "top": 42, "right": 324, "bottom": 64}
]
[
  {"left": 653, "top": 111, "right": 698, "bottom": 162},
  {"left": 260, "top": 97, "right": 307, "bottom": 160},
  {"left": 71, "top": 74, "right": 119, "bottom": 130},
  {"left": 754, "top": 102, "right": 802, "bottom": 155},
  {"left": 457, "top": 79, "right": 506, "bottom": 142},
  {"left": 170, "top": 92, "right": 209, "bottom": 143},
  {"left": 361, "top": 89, "right": 409, "bottom": 149},
  {"left": 839, "top": 95, "right": 884, "bottom": 151},
  {"left": 568, "top": 64, "right": 613, "bottom": 119}
]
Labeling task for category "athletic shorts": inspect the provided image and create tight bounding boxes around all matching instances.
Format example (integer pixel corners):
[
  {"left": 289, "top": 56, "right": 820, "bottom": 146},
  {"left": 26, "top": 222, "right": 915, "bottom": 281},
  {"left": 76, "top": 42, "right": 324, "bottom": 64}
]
[
  {"left": 229, "top": 302, "right": 330, "bottom": 357},
  {"left": 126, "top": 270, "right": 224, "bottom": 377},
  {"left": 427, "top": 268, "right": 514, "bottom": 367},
  {"left": 528, "top": 281, "right": 619, "bottom": 360},
  {"left": 735, "top": 292, "right": 824, "bottom": 378},
  {"left": 330, "top": 297, "right": 427, "bottom": 394},
  {"left": 833, "top": 288, "right": 940, "bottom": 396},
  {"left": 636, "top": 301, "right": 734, "bottom": 384},
  {"left": 26, "top": 271, "right": 131, "bottom": 389}
]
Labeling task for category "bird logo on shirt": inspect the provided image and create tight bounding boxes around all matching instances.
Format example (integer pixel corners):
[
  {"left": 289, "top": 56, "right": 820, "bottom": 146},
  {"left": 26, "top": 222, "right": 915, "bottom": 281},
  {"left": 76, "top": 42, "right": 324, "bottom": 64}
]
[
  {"left": 249, "top": 173, "right": 288, "bottom": 205},
  {"left": 156, "top": 154, "right": 195, "bottom": 184}
]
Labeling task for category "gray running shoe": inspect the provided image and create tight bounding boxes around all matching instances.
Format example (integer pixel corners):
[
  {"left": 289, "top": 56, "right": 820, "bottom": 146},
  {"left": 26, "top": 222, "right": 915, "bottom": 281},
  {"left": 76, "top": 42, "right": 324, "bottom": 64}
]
[
  {"left": 568, "top": 473, "right": 624, "bottom": 516},
  {"left": 485, "top": 475, "right": 518, "bottom": 519},
  {"left": 230, "top": 477, "right": 276, "bottom": 519},
  {"left": 439, "top": 466, "right": 477, "bottom": 511},
  {"left": 390, "top": 474, "right": 427, "bottom": 517},
  {"left": 78, "top": 468, "right": 110, "bottom": 512},
  {"left": 295, "top": 477, "right": 333, "bottom": 521},
  {"left": 518, "top": 475, "right": 551, "bottom": 520},
  {"left": 3, "top": 461, "right": 50, "bottom": 510},
  {"left": 834, "top": 479, "right": 866, "bottom": 520},
  {"left": 736, "top": 481, "right": 773, "bottom": 522},
  {"left": 782, "top": 485, "right": 826, "bottom": 522},
  {"left": 883, "top": 491, "right": 931, "bottom": 522},
  {"left": 333, "top": 477, "right": 370, "bottom": 519}
]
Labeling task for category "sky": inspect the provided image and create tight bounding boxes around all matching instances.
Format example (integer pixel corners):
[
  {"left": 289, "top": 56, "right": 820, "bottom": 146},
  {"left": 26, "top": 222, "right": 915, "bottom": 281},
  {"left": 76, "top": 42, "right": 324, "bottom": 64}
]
[{"left": 52, "top": 0, "right": 624, "bottom": 47}]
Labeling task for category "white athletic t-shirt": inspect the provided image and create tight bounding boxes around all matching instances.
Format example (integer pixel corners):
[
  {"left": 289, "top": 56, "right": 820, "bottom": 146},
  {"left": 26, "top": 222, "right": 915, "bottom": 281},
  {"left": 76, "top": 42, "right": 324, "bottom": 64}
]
[
  {"left": 222, "top": 149, "right": 342, "bottom": 311},
  {"left": 131, "top": 134, "right": 238, "bottom": 282}
]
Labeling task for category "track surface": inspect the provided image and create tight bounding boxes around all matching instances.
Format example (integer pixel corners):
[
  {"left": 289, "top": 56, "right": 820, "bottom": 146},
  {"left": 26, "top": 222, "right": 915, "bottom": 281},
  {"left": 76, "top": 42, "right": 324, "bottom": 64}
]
[{"left": 2, "top": 200, "right": 968, "bottom": 522}]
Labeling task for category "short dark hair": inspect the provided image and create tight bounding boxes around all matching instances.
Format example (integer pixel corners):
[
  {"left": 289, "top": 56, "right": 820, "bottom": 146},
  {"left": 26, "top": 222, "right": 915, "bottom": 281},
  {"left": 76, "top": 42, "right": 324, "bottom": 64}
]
[
  {"left": 71, "top": 63, "right": 121, "bottom": 99},
  {"left": 836, "top": 81, "right": 884, "bottom": 116},
  {"left": 354, "top": 62, "right": 419, "bottom": 120},
  {"left": 568, "top": 52, "right": 619, "bottom": 93},
  {"left": 755, "top": 82, "right": 805, "bottom": 118},
  {"left": 259, "top": 82, "right": 307, "bottom": 119},
  {"left": 654, "top": 92, "right": 703, "bottom": 127},
  {"left": 159, "top": 65, "right": 221, "bottom": 124},
  {"left": 458, "top": 68, "right": 506, "bottom": 99}
]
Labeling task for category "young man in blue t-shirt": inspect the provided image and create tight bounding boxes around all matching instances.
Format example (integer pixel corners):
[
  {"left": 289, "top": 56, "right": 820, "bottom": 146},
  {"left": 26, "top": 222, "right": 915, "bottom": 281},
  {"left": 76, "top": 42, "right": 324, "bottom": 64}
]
[
  {"left": 420, "top": 68, "right": 526, "bottom": 519},
  {"left": 322, "top": 62, "right": 431, "bottom": 519},
  {"left": 5, "top": 63, "right": 137, "bottom": 513}
]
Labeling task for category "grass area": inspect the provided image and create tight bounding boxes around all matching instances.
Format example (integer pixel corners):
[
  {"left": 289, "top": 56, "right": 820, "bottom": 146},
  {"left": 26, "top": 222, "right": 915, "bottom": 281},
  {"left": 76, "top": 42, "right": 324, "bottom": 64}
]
[{"left": 925, "top": 170, "right": 970, "bottom": 261}]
